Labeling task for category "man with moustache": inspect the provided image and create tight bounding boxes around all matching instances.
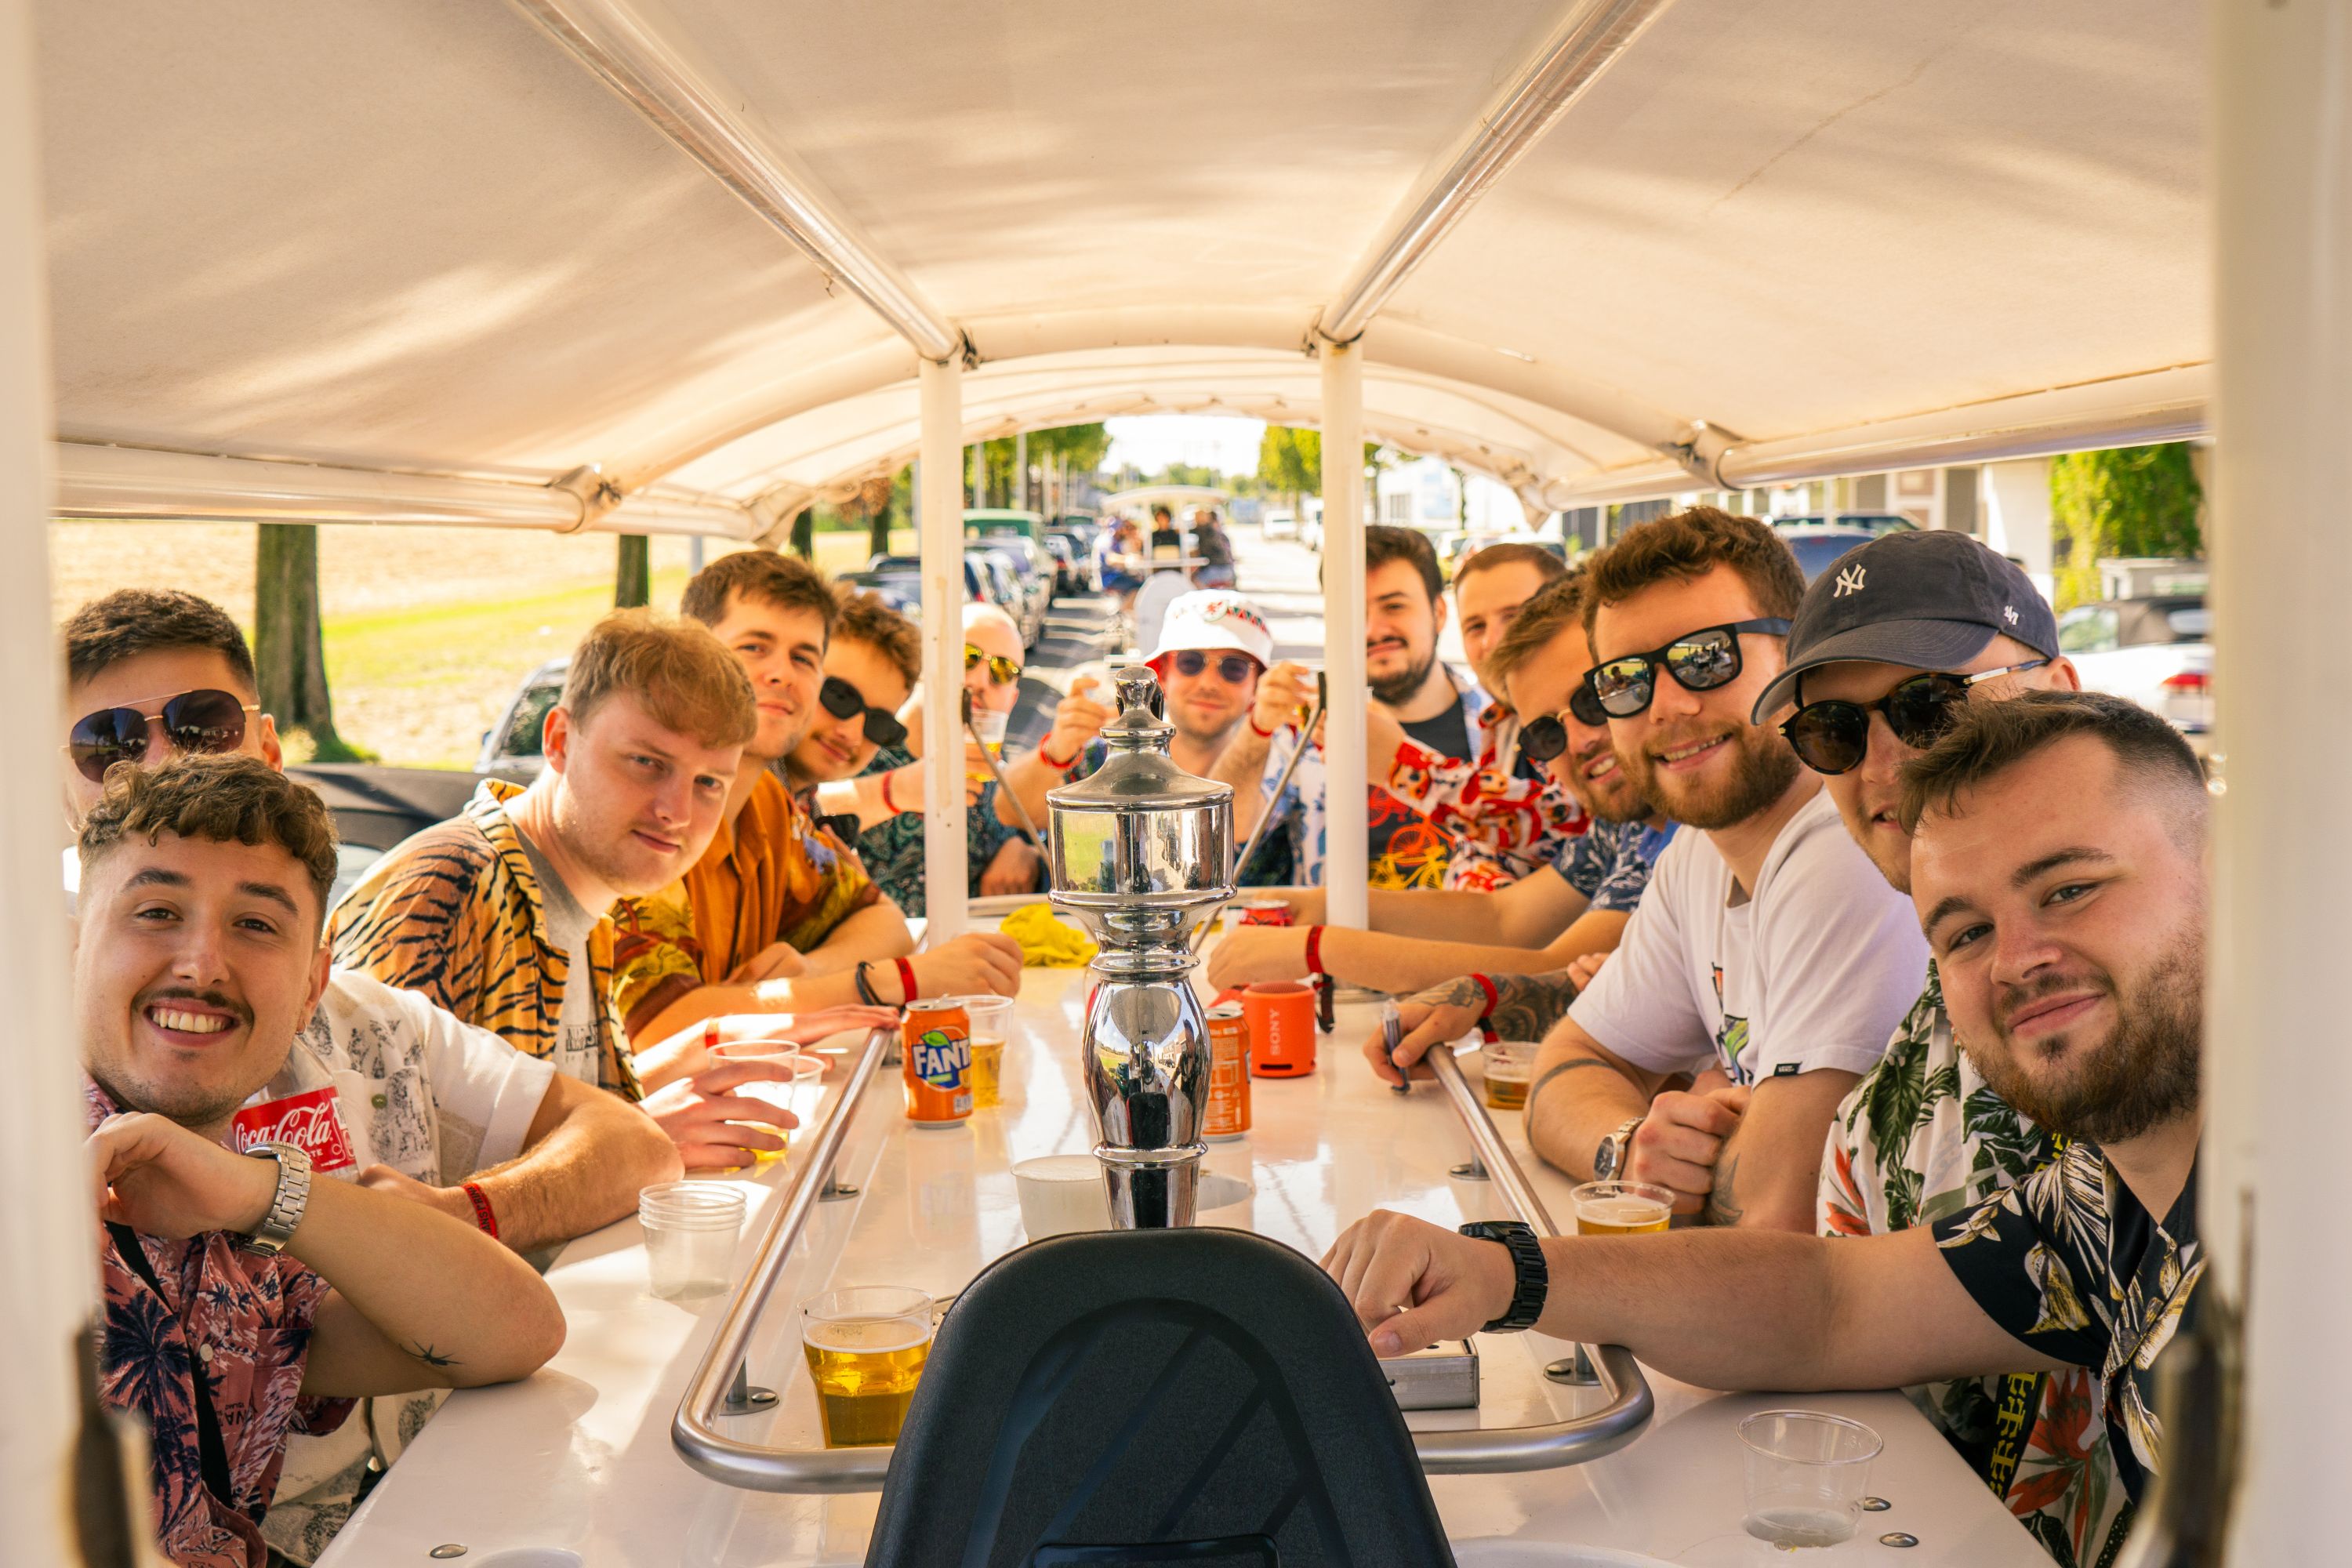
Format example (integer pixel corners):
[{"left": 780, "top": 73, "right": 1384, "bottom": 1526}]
[
  {"left": 1754, "top": 531, "right": 2124, "bottom": 1564},
  {"left": 1323, "top": 692, "right": 2209, "bottom": 1526},
  {"left": 81, "top": 758, "right": 564, "bottom": 1568},
  {"left": 1209, "top": 572, "right": 1672, "bottom": 999},
  {"left": 1214, "top": 526, "right": 1482, "bottom": 890},
  {"left": 1490, "top": 510, "right": 1924, "bottom": 1230},
  {"left": 607, "top": 556, "right": 1017, "bottom": 1055}
]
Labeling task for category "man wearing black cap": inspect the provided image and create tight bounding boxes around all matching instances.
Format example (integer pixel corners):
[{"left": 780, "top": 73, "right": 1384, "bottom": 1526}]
[{"left": 1755, "top": 530, "right": 2128, "bottom": 1566}]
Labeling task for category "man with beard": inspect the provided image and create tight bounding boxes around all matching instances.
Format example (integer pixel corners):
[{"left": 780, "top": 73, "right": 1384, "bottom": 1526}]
[
  {"left": 1323, "top": 691, "right": 2208, "bottom": 1528},
  {"left": 1214, "top": 525, "right": 1482, "bottom": 890},
  {"left": 1208, "top": 572, "right": 1672, "bottom": 999},
  {"left": 1497, "top": 509, "right": 1923, "bottom": 1230},
  {"left": 604, "top": 555, "right": 1018, "bottom": 1058},
  {"left": 1755, "top": 531, "right": 2121, "bottom": 1564}
]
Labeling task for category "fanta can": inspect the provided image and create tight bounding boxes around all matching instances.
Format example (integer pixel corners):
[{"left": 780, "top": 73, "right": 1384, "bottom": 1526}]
[{"left": 902, "top": 999, "right": 974, "bottom": 1127}]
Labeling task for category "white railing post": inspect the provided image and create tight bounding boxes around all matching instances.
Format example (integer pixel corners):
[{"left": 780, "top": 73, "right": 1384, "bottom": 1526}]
[
  {"left": 2209, "top": 1, "right": 2352, "bottom": 1558},
  {"left": 0, "top": 0, "right": 93, "bottom": 1557},
  {"left": 920, "top": 358, "right": 969, "bottom": 939},
  {"left": 1320, "top": 342, "right": 1370, "bottom": 927}
]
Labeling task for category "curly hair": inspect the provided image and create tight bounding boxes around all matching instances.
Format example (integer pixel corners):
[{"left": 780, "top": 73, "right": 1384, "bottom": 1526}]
[
  {"left": 79, "top": 754, "right": 339, "bottom": 928},
  {"left": 832, "top": 586, "right": 921, "bottom": 688},
  {"left": 1580, "top": 506, "right": 1804, "bottom": 644},
  {"left": 561, "top": 608, "right": 757, "bottom": 750},
  {"left": 679, "top": 547, "right": 839, "bottom": 639}
]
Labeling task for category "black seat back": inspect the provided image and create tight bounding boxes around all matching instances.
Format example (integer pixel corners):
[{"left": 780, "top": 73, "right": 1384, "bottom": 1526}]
[{"left": 864, "top": 1227, "right": 1456, "bottom": 1568}]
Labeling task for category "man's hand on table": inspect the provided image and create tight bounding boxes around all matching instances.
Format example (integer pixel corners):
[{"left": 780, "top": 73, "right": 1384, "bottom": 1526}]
[
  {"left": 1323, "top": 1209, "right": 1517, "bottom": 1357},
  {"left": 980, "top": 836, "right": 1044, "bottom": 896},
  {"left": 909, "top": 931, "right": 1025, "bottom": 1000},
  {"left": 1203, "top": 926, "right": 1311, "bottom": 991},
  {"left": 639, "top": 1059, "right": 797, "bottom": 1171},
  {"left": 1361, "top": 975, "right": 1492, "bottom": 1087},
  {"left": 355, "top": 1163, "right": 476, "bottom": 1225},
  {"left": 1624, "top": 1084, "right": 1750, "bottom": 1215}
]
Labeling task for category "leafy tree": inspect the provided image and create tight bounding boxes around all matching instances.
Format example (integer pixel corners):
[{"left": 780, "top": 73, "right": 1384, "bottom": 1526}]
[
  {"left": 982, "top": 423, "right": 1110, "bottom": 508},
  {"left": 837, "top": 473, "right": 898, "bottom": 559},
  {"left": 1257, "top": 426, "right": 1384, "bottom": 517},
  {"left": 254, "top": 524, "right": 360, "bottom": 760},
  {"left": 2049, "top": 443, "right": 2204, "bottom": 608}
]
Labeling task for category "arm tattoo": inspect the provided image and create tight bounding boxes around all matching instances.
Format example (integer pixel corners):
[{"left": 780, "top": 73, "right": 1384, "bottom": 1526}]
[
  {"left": 1704, "top": 1154, "right": 1744, "bottom": 1229},
  {"left": 1523, "top": 1056, "right": 1621, "bottom": 1123},
  {"left": 405, "top": 1341, "right": 461, "bottom": 1369},
  {"left": 1410, "top": 969, "right": 1580, "bottom": 1044}
]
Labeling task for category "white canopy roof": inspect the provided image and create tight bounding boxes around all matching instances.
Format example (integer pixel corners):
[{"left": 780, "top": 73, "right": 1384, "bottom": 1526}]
[{"left": 38, "top": 0, "right": 2205, "bottom": 536}]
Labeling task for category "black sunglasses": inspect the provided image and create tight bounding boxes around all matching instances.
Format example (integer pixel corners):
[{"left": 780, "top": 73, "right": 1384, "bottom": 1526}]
[
  {"left": 67, "top": 688, "right": 259, "bottom": 785},
  {"left": 1584, "top": 619, "right": 1791, "bottom": 719},
  {"left": 1169, "top": 649, "right": 1258, "bottom": 684},
  {"left": 1515, "top": 684, "right": 1612, "bottom": 764},
  {"left": 1779, "top": 659, "right": 2050, "bottom": 775},
  {"left": 818, "top": 675, "right": 908, "bottom": 750}
]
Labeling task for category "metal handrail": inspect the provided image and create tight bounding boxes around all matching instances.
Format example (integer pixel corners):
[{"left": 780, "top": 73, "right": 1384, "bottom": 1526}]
[
  {"left": 1420, "top": 1044, "right": 1653, "bottom": 1473},
  {"left": 670, "top": 1026, "right": 1653, "bottom": 1492}
]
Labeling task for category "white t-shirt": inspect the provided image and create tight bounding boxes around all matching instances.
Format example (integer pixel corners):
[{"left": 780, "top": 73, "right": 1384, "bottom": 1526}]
[{"left": 1567, "top": 789, "right": 1927, "bottom": 1086}]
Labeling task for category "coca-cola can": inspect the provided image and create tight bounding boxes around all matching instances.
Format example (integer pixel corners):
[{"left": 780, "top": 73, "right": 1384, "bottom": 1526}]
[
  {"left": 231, "top": 1086, "right": 358, "bottom": 1173},
  {"left": 1232, "top": 899, "right": 1294, "bottom": 928},
  {"left": 1203, "top": 1004, "right": 1251, "bottom": 1141}
]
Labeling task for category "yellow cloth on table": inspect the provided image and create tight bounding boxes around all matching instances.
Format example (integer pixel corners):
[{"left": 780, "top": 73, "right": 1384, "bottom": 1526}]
[{"left": 1001, "top": 902, "right": 1098, "bottom": 967}]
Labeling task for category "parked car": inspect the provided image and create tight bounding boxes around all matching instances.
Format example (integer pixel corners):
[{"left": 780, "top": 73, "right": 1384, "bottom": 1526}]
[
  {"left": 966, "top": 546, "right": 1042, "bottom": 645},
  {"left": 1041, "top": 532, "right": 1085, "bottom": 592},
  {"left": 1443, "top": 530, "right": 1569, "bottom": 580},
  {"left": 1769, "top": 513, "right": 1917, "bottom": 535},
  {"left": 1773, "top": 523, "right": 1886, "bottom": 584},
  {"left": 476, "top": 655, "right": 568, "bottom": 779},
  {"left": 848, "top": 554, "right": 985, "bottom": 618},
  {"left": 1261, "top": 506, "right": 1298, "bottom": 541},
  {"left": 964, "top": 508, "right": 1056, "bottom": 620},
  {"left": 1298, "top": 499, "right": 1324, "bottom": 554},
  {"left": 2059, "top": 594, "right": 2212, "bottom": 734},
  {"left": 288, "top": 761, "right": 487, "bottom": 906}
]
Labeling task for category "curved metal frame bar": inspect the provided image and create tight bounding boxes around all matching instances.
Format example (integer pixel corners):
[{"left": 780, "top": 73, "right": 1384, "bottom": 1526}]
[{"left": 672, "top": 1027, "right": 1653, "bottom": 1491}]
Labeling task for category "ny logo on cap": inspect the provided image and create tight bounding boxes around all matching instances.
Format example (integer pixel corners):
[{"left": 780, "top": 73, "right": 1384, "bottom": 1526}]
[{"left": 1833, "top": 564, "right": 1867, "bottom": 597}]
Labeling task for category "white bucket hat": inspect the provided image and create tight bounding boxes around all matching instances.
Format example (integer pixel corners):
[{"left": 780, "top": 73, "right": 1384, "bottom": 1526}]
[{"left": 1149, "top": 590, "right": 1275, "bottom": 667}]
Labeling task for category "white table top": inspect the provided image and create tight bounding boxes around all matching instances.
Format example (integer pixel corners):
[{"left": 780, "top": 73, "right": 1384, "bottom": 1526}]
[{"left": 320, "top": 941, "right": 2048, "bottom": 1568}]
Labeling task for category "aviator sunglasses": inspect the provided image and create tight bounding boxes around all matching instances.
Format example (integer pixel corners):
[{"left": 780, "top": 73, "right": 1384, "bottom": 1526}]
[
  {"left": 67, "top": 688, "right": 260, "bottom": 784},
  {"left": 817, "top": 675, "right": 908, "bottom": 749},
  {"left": 964, "top": 644, "right": 1022, "bottom": 685},
  {"left": 1515, "top": 682, "right": 1612, "bottom": 764},
  {"left": 1584, "top": 619, "right": 1791, "bottom": 719},
  {"left": 1779, "top": 659, "right": 2050, "bottom": 775},
  {"left": 1167, "top": 649, "right": 1258, "bottom": 684}
]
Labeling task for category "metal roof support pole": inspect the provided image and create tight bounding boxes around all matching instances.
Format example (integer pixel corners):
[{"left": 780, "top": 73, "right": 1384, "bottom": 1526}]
[
  {"left": 1319, "top": 341, "right": 1370, "bottom": 927},
  {"left": 918, "top": 356, "right": 970, "bottom": 940},
  {"left": 0, "top": 1, "right": 89, "bottom": 1554},
  {"left": 1014, "top": 429, "right": 1028, "bottom": 514},
  {"left": 2206, "top": 0, "right": 2352, "bottom": 1558}
]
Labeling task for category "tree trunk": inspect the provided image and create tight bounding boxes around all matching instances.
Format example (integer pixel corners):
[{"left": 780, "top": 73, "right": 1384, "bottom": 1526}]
[
  {"left": 253, "top": 524, "right": 343, "bottom": 755},
  {"left": 615, "top": 534, "right": 651, "bottom": 608},
  {"left": 867, "top": 506, "right": 892, "bottom": 558},
  {"left": 789, "top": 507, "right": 815, "bottom": 559}
]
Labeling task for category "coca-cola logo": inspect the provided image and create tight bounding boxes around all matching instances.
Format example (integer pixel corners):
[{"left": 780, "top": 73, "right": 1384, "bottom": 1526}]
[{"left": 232, "top": 1087, "right": 356, "bottom": 1172}]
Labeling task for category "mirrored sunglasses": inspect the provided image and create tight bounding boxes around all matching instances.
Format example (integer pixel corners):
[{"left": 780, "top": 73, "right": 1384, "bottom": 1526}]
[{"left": 67, "top": 688, "right": 259, "bottom": 785}]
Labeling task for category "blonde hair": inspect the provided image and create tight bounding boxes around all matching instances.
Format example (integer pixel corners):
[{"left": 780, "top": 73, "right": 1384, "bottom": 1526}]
[{"left": 561, "top": 608, "right": 757, "bottom": 749}]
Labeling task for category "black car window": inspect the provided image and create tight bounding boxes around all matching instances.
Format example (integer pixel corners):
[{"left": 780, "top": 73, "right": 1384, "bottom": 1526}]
[{"left": 499, "top": 680, "right": 563, "bottom": 760}]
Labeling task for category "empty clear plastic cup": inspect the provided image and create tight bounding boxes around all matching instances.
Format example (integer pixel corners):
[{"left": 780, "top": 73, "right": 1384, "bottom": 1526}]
[
  {"left": 639, "top": 1181, "right": 746, "bottom": 1301},
  {"left": 711, "top": 1040, "right": 826, "bottom": 1163},
  {"left": 1739, "top": 1410, "right": 1883, "bottom": 1548}
]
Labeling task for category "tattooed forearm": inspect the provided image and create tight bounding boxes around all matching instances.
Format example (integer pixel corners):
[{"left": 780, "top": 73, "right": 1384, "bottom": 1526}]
[
  {"left": 1704, "top": 1155, "right": 1744, "bottom": 1229},
  {"left": 406, "top": 1341, "right": 461, "bottom": 1369},
  {"left": 1410, "top": 969, "right": 1581, "bottom": 1043},
  {"left": 1523, "top": 1056, "right": 1621, "bottom": 1120}
]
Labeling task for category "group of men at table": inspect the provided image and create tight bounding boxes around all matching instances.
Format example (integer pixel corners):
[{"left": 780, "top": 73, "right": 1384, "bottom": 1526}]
[{"left": 68, "top": 506, "right": 2197, "bottom": 1568}]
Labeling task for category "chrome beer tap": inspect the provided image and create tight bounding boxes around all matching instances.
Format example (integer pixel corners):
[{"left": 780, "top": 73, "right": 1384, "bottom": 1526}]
[{"left": 1045, "top": 666, "right": 1235, "bottom": 1228}]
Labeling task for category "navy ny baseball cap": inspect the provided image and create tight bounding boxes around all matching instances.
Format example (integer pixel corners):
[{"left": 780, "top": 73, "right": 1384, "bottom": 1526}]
[{"left": 1751, "top": 531, "right": 2060, "bottom": 722}]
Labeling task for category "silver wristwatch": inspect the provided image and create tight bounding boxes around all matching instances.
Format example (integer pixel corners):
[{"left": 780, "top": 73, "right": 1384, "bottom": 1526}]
[
  {"left": 1593, "top": 1116, "right": 1644, "bottom": 1182},
  {"left": 241, "top": 1142, "right": 314, "bottom": 1257}
]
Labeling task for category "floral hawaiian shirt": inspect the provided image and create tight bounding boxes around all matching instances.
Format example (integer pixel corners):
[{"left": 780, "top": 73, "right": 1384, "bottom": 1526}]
[
  {"left": 89, "top": 1083, "right": 353, "bottom": 1568},
  {"left": 331, "top": 779, "right": 637, "bottom": 1098},
  {"left": 1386, "top": 700, "right": 1589, "bottom": 891},
  {"left": 1935, "top": 1143, "right": 2203, "bottom": 1523},
  {"left": 1261, "top": 670, "right": 1486, "bottom": 891},
  {"left": 1554, "top": 817, "right": 1675, "bottom": 915},
  {"left": 1821, "top": 965, "right": 2136, "bottom": 1567},
  {"left": 853, "top": 745, "right": 1027, "bottom": 917}
]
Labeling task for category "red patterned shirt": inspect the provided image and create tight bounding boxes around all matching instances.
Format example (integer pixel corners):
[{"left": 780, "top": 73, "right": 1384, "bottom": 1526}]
[{"left": 89, "top": 1083, "right": 353, "bottom": 1568}]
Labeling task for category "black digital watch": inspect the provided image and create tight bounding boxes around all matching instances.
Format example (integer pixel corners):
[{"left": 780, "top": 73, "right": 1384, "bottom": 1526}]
[{"left": 1457, "top": 1219, "right": 1548, "bottom": 1332}]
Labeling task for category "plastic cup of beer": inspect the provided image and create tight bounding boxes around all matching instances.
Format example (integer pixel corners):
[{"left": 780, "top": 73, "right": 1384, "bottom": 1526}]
[
  {"left": 1480, "top": 1040, "right": 1538, "bottom": 1110},
  {"left": 710, "top": 1040, "right": 824, "bottom": 1163},
  {"left": 1570, "top": 1180, "right": 1675, "bottom": 1236},
  {"left": 800, "top": 1286, "right": 935, "bottom": 1448},
  {"left": 638, "top": 1181, "right": 746, "bottom": 1301},
  {"left": 1013, "top": 1153, "right": 1113, "bottom": 1239},
  {"left": 1739, "top": 1410, "right": 1882, "bottom": 1548},
  {"left": 956, "top": 996, "right": 1015, "bottom": 1110}
]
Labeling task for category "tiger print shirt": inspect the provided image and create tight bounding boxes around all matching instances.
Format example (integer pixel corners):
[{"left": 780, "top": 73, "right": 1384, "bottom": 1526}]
[{"left": 329, "top": 779, "right": 641, "bottom": 1099}]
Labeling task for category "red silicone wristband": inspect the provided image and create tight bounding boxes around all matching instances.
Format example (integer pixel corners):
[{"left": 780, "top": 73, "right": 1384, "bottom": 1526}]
[
  {"left": 880, "top": 770, "right": 898, "bottom": 815},
  {"left": 463, "top": 1181, "right": 499, "bottom": 1241},
  {"left": 1040, "top": 739, "right": 1079, "bottom": 771},
  {"left": 1470, "top": 972, "right": 1499, "bottom": 1023},
  {"left": 1248, "top": 714, "right": 1275, "bottom": 738},
  {"left": 1304, "top": 924, "right": 1326, "bottom": 977},
  {"left": 895, "top": 957, "right": 919, "bottom": 1004}
]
